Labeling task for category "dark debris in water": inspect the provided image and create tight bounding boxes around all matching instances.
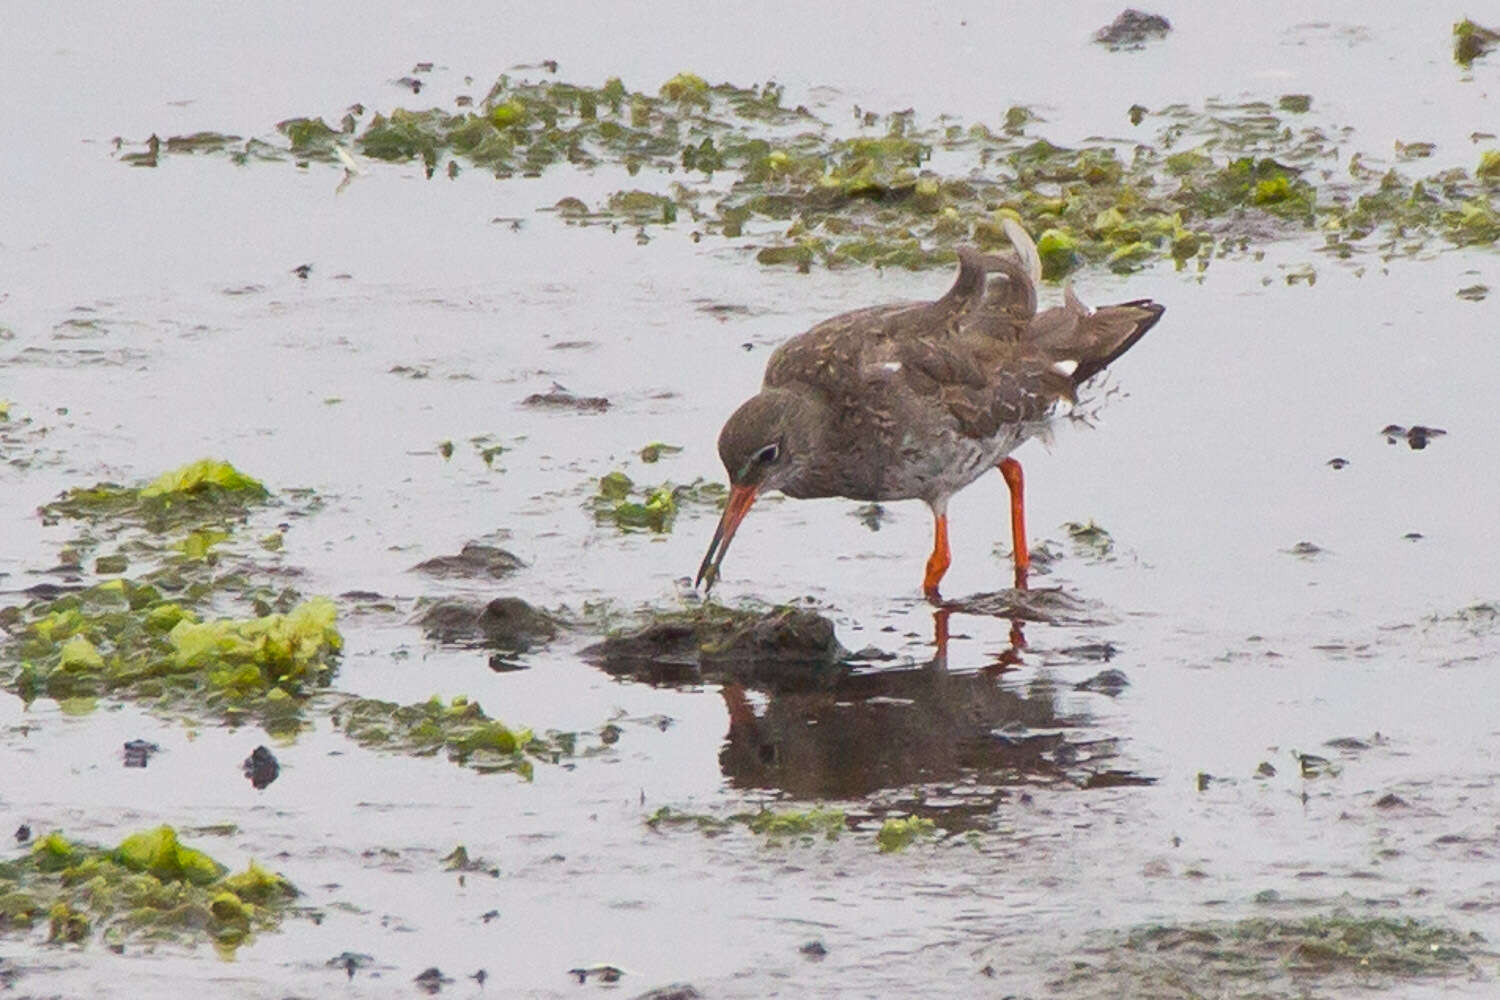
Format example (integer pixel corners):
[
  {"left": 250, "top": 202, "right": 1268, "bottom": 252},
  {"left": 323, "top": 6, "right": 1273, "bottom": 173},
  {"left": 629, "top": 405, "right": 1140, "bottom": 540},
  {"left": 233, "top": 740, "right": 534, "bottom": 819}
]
[
  {"left": 413, "top": 966, "right": 452, "bottom": 994},
  {"left": 569, "top": 964, "right": 625, "bottom": 985},
  {"left": 1381, "top": 423, "right": 1446, "bottom": 449},
  {"left": 242, "top": 745, "right": 280, "bottom": 789},
  {"left": 416, "top": 596, "right": 558, "bottom": 652},
  {"left": 949, "top": 587, "right": 1111, "bottom": 626},
  {"left": 412, "top": 542, "right": 525, "bottom": 579},
  {"left": 1094, "top": 9, "right": 1172, "bottom": 51},
  {"left": 630, "top": 983, "right": 701, "bottom": 1000},
  {"left": 521, "top": 386, "right": 609, "bottom": 412},
  {"left": 122, "top": 738, "right": 159, "bottom": 768},
  {"left": 1075, "top": 669, "right": 1130, "bottom": 696}
]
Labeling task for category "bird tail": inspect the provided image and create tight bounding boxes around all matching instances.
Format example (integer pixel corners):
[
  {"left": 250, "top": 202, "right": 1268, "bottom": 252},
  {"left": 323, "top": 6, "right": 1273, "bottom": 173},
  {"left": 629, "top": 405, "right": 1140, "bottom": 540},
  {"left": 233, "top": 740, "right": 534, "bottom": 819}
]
[{"left": 1067, "top": 298, "right": 1165, "bottom": 385}]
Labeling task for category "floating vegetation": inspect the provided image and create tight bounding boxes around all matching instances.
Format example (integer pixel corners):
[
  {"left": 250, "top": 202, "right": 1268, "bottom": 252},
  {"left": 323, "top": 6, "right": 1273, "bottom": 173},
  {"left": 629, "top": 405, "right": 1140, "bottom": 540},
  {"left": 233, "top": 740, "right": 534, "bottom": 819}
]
[
  {"left": 0, "top": 826, "right": 297, "bottom": 950},
  {"left": 41, "top": 457, "right": 269, "bottom": 532},
  {"left": 1050, "top": 912, "right": 1485, "bottom": 997},
  {"left": 591, "top": 470, "right": 726, "bottom": 533},
  {"left": 1454, "top": 18, "right": 1500, "bottom": 66},
  {"left": 330, "top": 694, "right": 606, "bottom": 780},
  {"left": 3, "top": 461, "right": 339, "bottom": 734},
  {"left": 1064, "top": 520, "right": 1116, "bottom": 561},
  {"left": 1, "top": 579, "right": 341, "bottom": 733},
  {"left": 116, "top": 72, "right": 1500, "bottom": 274},
  {"left": 647, "top": 805, "right": 847, "bottom": 845},
  {"left": 875, "top": 815, "right": 938, "bottom": 853}
]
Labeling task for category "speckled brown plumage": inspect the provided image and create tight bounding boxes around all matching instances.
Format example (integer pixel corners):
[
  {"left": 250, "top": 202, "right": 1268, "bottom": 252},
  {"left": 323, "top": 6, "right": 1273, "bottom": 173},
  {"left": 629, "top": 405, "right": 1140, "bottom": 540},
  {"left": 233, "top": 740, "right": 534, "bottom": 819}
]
[{"left": 698, "top": 220, "right": 1164, "bottom": 601}]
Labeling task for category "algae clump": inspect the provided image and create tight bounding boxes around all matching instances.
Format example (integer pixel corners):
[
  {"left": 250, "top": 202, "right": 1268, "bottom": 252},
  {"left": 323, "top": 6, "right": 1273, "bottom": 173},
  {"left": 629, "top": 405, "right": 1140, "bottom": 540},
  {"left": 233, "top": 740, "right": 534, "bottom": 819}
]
[
  {"left": 0, "top": 826, "right": 297, "bottom": 949},
  {"left": 876, "top": 815, "right": 937, "bottom": 853}
]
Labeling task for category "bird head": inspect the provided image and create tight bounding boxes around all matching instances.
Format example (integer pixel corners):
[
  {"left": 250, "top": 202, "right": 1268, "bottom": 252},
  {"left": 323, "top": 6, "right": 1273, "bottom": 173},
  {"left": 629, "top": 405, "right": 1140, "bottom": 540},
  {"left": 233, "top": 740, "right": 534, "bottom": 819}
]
[{"left": 695, "top": 389, "right": 822, "bottom": 594}]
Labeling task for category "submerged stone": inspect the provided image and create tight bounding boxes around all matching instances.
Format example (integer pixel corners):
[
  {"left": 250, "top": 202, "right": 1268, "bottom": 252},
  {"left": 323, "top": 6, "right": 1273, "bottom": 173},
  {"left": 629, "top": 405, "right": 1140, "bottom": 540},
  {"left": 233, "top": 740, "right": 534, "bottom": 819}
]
[
  {"left": 412, "top": 542, "right": 525, "bottom": 579},
  {"left": 417, "top": 596, "right": 558, "bottom": 651},
  {"left": 1095, "top": 9, "right": 1172, "bottom": 50},
  {"left": 582, "top": 606, "right": 849, "bottom": 688}
]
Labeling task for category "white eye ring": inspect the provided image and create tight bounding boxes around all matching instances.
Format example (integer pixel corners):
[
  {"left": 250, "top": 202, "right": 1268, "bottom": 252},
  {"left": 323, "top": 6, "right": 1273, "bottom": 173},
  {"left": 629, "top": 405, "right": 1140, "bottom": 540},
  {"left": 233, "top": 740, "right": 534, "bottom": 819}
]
[{"left": 754, "top": 443, "right": 780, "bottom": 465}]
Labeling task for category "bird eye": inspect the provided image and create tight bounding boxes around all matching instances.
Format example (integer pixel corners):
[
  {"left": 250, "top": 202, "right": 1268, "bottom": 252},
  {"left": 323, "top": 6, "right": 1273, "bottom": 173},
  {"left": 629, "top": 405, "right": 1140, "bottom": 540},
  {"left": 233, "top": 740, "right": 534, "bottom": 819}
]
[{"left": 753, "top": 443, "right": 780, "bottom": 465}]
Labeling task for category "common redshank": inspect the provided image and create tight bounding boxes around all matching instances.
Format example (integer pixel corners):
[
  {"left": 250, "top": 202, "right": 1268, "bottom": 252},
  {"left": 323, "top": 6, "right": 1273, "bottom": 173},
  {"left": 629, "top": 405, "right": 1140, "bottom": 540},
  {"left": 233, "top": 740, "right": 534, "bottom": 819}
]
[{"left": 696, "top": 219, "right": 1164, "bottom": 602}]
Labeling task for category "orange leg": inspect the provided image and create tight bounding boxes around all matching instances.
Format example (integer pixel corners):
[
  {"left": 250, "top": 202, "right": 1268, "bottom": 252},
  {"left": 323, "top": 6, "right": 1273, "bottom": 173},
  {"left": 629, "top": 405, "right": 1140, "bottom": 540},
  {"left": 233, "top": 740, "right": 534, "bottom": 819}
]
[
  {"left": 999, "top": 457, "right": 1029, "bottom": 590},
  {"left": 922, "top": 512, "right": 951, "bottom": 604}
]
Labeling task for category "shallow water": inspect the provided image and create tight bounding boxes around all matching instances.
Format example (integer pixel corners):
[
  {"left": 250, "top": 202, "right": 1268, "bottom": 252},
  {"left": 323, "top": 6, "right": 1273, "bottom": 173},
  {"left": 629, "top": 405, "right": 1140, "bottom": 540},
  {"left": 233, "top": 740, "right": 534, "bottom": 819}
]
[{"left": 3, "top": 3, "right": 1499, "bottom": 997}]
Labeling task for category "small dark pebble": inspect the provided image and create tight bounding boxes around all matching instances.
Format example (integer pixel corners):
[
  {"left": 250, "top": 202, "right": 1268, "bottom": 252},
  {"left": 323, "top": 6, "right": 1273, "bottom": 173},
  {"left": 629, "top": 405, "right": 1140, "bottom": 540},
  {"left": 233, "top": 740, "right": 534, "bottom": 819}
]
[
  {"left": 630, "top": 985, "right": 701, "bottom": 1000},
  {"left": 122, "top": 739, "right": 160, "bottom": 768},
  {"left": 1255, "top": 761, "right": 1277, "bottom": 778},
  {"left": 415, "top": 966, "right": 452, "bottom": 993},
  {"left": 847, "top": 644, "right": 896, "bottom": 662},
  {"left": 1075, "top": 668, "right": 1129, "bottom": 696},
  {"left": 1324, "top": 736, "right": 1370, "bottom": 751},
  {"left": 1403, "top": 532, "right": 1423, "bottom": 541},
  {"left": 414, "top": 971, "right": 447, "bottom": 995},
  {"left": 1286, "top": 541, "right": 1324, "bottom": 558},
  {"left": 1095, "top": 8, "right": 1171, "bottom": 49},
  {"left": 522, "top": 388, "right": 610, "bottom": 412},
  {"left": 800, "top": 940, "right": 828, "bottom": 958},
  {"left": 291, "top": 263, "right": 313, "bottom": 279},
  {"left": 570, "top": 965, "right": 625, "bottom": 985},
  {"left": 14, "top": 824, "right": 31, "bottom": 843},
  {"left": 481, "top": 909, "right": 500, "bottom": 923},
  {"left": 1375, "top": 792, "right": 1407, "bottom": 809},
  {"left": 1196, "top": 771, "right": 1212, "bottom": 792},
  {"left": 1326, "top": 457, "right": 1349, "bottom": 469},
  {"left": 471, "top": 969, "right": 488, "bottom": 986},
  {"left": 326, "top": 952, "right": 373, "bottom": 979},
  {"left": 242, "top": 745, "right": 280, "bottom": 789},
  {"left": 413, "top": 542, "right": 525, "bottom": 580}
]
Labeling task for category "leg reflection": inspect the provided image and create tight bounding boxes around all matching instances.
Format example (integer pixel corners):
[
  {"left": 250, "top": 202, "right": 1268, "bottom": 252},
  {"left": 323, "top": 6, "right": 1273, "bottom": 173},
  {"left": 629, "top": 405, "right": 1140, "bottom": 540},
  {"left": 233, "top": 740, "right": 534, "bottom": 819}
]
[{"left": 933, "top": 607, "right": 1027, "bottom": 673}]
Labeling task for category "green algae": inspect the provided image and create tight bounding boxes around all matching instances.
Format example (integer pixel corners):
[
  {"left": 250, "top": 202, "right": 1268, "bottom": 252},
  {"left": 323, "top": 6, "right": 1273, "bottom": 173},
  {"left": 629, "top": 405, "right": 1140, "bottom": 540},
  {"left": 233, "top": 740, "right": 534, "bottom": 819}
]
[
  {"left": 1064, "top": 520, "right": 1116, "bottom": 561},
  {"left": 875, "top": 815, "right": 938, "bottom": 853},
  {"left": 1052, "top": 911, "right": 1486, "bottom": 998},
  {"left": 0, "top": 827, "right": 296, "bottom": 950},
  {"left": 331, "top": 694, "right": 596, "bottom": 779},
  {"left": 119, "top": 71, "right": 1500, "bottom": 274},
  {"left": 748, "top": 806, "right": 847, "bottom": 843},
  {"left": 638, "top": 442, "right": 683, "bottom": 463},
  {"left": 42, "top": 458, "right": 268, "bottom": 531},
  {"left": 2, "top": 579, "right": 342, "bottom": 730},
  {"left": 1454, "top": 18, "right": 1500, "bottom": 66},
  {"left": 646, "top": 805, "right": 846, "bottom": 845},
  {"left": 592, "top": 470, "right": 726, "bottom": 534}
]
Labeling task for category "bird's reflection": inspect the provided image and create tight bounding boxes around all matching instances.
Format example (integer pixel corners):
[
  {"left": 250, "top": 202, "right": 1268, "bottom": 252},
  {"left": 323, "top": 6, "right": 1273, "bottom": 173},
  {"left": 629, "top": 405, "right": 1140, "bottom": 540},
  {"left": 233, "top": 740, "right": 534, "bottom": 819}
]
[{"left": 718, "top": 606, "right": 1122, "bottom": 801}]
